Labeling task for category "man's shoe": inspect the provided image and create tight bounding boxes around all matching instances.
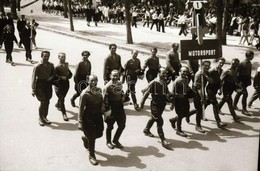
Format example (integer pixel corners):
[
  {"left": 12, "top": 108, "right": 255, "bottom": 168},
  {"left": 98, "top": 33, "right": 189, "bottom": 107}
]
[
  {"left": 186, "top": 116, "right": 190, "bottom": 123},
  {"left": 70, "top": 98, "right": 76, "bottom": 107},
  {"left": 134, "top": 103, "right": 140, "bottom": 111},
  {"left": 195, "top": 126, "right": 206, "bottom": 133},
  {"left": 81, "top": 136, "right": 89, "bottom": 149},
  {"left": 219, "top": 110, "right": 225, "bottom": 115},
  {"left": 113, "top": 141, "right": 124, "bottom": 149},
  {"left": 161, "top": 140, "right": 171, "bottom": 147},
  {"left": 202, "top": 117, "right": 208, "bottom": 121},
  {"left": 43, "top": 118, "right": 51, "bottom": 124},
  {"left": 217, "top": 122, "right": 228, "bottom": 128},
  {"left": 6, "top": 59, "right": 11, "bottom": 63},
  {"left": 89, "top": 156, "right": 99, "bottom": 166},
  {"left": 38, "top": 118, "right": 45, "bottom": 126},
  {"left": 242, "top": 109, "right": 251, "bottom": 116},
  {"left": 107, "top": 143, "right": 114, "bottom": 149},
  {"left": 169, "top": 118, "right": 176, "bottom": 129},
  {"left": 233, "top": 106, "right": 239, "bottom": 110},
  {"left": 176, "top": 130, "right": 187, "bottom": 137},
  {"left": 55, "top": 103, "right": 61, "bottom": 111},
  {"left": 63, "top": 114, "right": 69, "bottom": 121},
  {"left": 143, "top": 129, "right": 154, "bottom": 137},
  {"left": 233, "top": 115, "right": 241, "bottom": 122}
]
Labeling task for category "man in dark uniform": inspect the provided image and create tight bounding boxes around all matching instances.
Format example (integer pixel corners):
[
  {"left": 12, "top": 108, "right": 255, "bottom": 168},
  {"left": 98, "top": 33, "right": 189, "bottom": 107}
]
[
  {"left": 103, "top": 70, "right": 126, "bottom": 149},
  {"left": 190, "top": 60, "right": 213, "bottom": 133},
  {"left": 124, "top": 50, "right": 142, "bottom": 111},
  {"left": 217, "top": 58, "right": 241, "bottom": 122},
  {"left": 143, "top": 47, "right": 161, "bottom": 83},
  {"left": 0, "top": 12, "right": 7, "bottom": 41},
  {"left": 78, "top": 74, "right": 104, "bottom": 166},
  {"left": 205, "top": 58, "right": 227, "bottom": 128},
  {"left": 21, "top": 20, "right": 33, "bottom": 63},
  {"left": 141, "top": 67, "right": 171, "bottom": 148},
  {"left": 233, "top": 50, "right": 254, "bottom": 116},
  {"left": 5, "top": 13, "right": 14, "bottom": 33},
  {"left": 166, "top": 43, "right": 182, "bottom": 84},
  {"left": 32, "top": 51, "right": 55, "bottom": 126},
  {"left": 103, "top": 43, "right": 124, "bottom": 85},
  {"left": 169, "top": 66, "right": 192, "bottom": 137},
  {"left": 70, "top": 50, "right": 91, "bottom": 107},
  {"left": 53, "top": 52, "right": 72, "bottom": 121},
  {"left": 17, "top": 14, "right": 26, "bottom": 48}
]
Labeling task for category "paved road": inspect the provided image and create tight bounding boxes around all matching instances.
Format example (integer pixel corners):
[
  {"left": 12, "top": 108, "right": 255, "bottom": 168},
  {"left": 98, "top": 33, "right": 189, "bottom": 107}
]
[{"left": 0, "top": 26, "right": 259, "bottom": 171}]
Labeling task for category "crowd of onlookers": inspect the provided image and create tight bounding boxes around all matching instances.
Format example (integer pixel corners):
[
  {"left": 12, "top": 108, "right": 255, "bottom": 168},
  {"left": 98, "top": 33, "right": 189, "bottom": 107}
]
[{"left": 41, "top": 0, "right": 260, "bottom": 48}]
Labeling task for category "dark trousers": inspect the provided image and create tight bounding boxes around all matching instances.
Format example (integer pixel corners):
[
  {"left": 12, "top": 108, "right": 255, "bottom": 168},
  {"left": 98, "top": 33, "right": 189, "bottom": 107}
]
[
  {"left": 35, "top": 80, "right": 52, "bottom": 119},
  {"left": 205, "top": 86, "right": 221, "bottom": 122},
  {"left": 179, "top": 24, "right": 187, "bottom": 36},
  {"left": 248, "top": 89, "right": 260, "bottom": 106},
  {"left": 150, "top": 19, "right": 158, "bottom": 31},
  {"left": 55, "top": 81, "right": 69, "bottom": 114},
  {"left": 158, "top": 20, "right": 165, "bottom": 32},
  {"left": 146, "top": 69, "right": 158, "bottom": 83},
  {"left": 170, "top": 97, "right": 189, "bottom": 131},
  {"left": 71, "top": 80, "right": 87, "bottom": 102},
  {"left": 126, "top": 75, "right": 137, "bottom": 104},
  {"left": 217, "top": 84, "right": 238, "bottom": 118},
  {"left": 24, "top": 42, "right": 32, "bottom": 60},
  {"left": 191, "top": 89, "right": 203, "bottom": 127},
  {"left": 144, "top": 101, "right": 166, "bottom": 141},
  {"left": 4, "top": 41, "right": 13, "bottom": 61},
  {"left": 233, "top": 85, "right": 249, "bottom": 110},
  {"left": 106, "top": 102, "right": 126, "bottom": 143}
]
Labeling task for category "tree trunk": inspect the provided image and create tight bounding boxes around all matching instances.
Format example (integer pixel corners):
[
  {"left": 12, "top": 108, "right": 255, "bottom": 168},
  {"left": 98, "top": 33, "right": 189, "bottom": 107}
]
[
  {"left": 10, "top": 0, "right": 18, "bottom": 19},
  {"left": 63, "top": 0, "right": 68, "bottom": 18},
  {"left": 68, "top": 0, "right": 74, "bottom": 31},
  {"left": 0, "top": 0, "right": 5, "bottom": 14},
  {"left": 221, "top": 0, "right": 229, "bottom": 45},
  {"left": 216, "top": 0, "right": 223, "bottom": 44},
  {"left": 17, "top": 0, "right": 21, "bottom": 11},
  {"left": 124, "top": 0, "right": 133, "bottom": 44}
]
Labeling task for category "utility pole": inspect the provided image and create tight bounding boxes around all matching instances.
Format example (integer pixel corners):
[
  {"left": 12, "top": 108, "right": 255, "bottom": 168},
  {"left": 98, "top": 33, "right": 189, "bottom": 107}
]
[{"left": 68, "top": 0, "right": 74, "bottom": 31}]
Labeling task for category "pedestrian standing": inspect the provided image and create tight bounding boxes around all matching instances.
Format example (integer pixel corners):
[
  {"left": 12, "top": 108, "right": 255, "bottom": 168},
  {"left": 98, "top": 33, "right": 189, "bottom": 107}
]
[
  {"left": 217, "top": 58, "right": 241, "bottom": 122},
  {"left": 150, "top": 10, "right": 158, "bottom": 31},
  {"left": 169, "top": 66, "right": 193, "bottom": 137},
  {"left": 131, "top": 7, "right": 138, "bottom": 28},
  {"left": 233, "top": 50, "right": 254, "bottom": 115},
  {"left": 21, "top": 20, "right": 33, "bottom": 63},
  {"left": 32, "top": 51, "right": 55, "bottom": 126},
  {"left": 103, "top": 70, "right": 126, "bottom": 149},
  {"left": 103, "top": 43, "right": 124, "bottom": 85},
  {"left": 141, "top": 67, "right": 171, "bottom": 148},
  {"left": 158, "top": 10, "right": 165, "bottom": 33},
  {"left": 71, "top": 50, "right": 91, "bottom": 107},
  {"left": 16, "top": 14, "right": 26, "bottom": 48},
  {"left": 143, "top": 8, "right": 150, "bottom": 28},
  {"left": 78, "top": 74, "right": 104, "bottom": 166},
  {"left": 31, "top": 19, "right": 39, "bottom": 49},
  {"left": 248, "top": 67, "right": 260, "bottom": 109},
  {"left": 0, "top": 24, "right": 18, "bottom": 66},
  {"left": 124, "top": 50, "right": 142, "bottom": 111},
  {"left": 53, "top": 52, "right": 72, "bottom": 121}
]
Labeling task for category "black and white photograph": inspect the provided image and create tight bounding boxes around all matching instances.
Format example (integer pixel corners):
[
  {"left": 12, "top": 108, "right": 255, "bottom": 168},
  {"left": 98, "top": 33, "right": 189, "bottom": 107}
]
[{"left": 0, "top": 0, "right": 259, "bottom": 170}]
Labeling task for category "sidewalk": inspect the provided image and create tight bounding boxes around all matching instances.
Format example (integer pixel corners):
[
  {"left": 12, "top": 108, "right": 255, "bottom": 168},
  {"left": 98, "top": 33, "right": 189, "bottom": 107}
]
[{"left": 18, "top": 5, "right": 259, "bottom": 69}]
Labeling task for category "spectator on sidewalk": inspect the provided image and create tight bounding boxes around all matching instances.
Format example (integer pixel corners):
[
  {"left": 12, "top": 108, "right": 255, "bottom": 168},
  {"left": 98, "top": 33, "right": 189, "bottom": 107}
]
[
  {"left": 238, "top": 16, "right": 250, "bottom": 45},
  {"left": 17, "top": 14, "right": 26, "bottom": 48},
  {"left": 166, "top": 43, "right": 181, "bottom": 84},
  {"left": 78, "top": 74, "right": 104, "bottom": 166},
  {"left": 132, "top": 7, "right": 138, "bottom": 28},
  {"left": 71, "top": 51, "right": 91, "bottom": 107},
  {"left": 31, "top": 51, "right": 55, "bottom": 126},
  {"left": 143, "top": 8, "right": 151, "bottom": 28},
  {"left": 150, "top": 10, "right": 159, "bottom": 31},
  {"left": 177, "top": 12, "right": 188, "bottom": 36},
  {"left": 53, "top": 52, "right": 72, "bottom": 121},
  {"left": 0, "top": 24, "right": 18, "bottom": 66},
  {"left": 158, "top": 10, "right": 165, "bottom": 33},
  {"left": 85, "top": 4, "right": 93, "bottom": 26},
  {"left": 31, "top": 19, "right": 39, "bottom": 49},
  {"left": 21, "top": 20, "right": 33, "bottom": 63}
]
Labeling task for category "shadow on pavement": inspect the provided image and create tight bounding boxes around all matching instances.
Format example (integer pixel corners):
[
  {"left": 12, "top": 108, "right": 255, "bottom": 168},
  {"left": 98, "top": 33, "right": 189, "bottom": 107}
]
[
  {"left": 96, "top": 145, "right": 165, "bottom": 168},
  {"left": 46, "top": 121, "right": 78, "bottom": 131},
  {"left": 169, "top": 139, "right": 209, "bottom": 151}
]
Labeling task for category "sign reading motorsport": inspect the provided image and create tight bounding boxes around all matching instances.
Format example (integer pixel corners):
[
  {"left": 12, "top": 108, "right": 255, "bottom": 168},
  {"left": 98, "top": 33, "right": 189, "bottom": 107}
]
[{"left": 180, "top": 39, "right": 222, "bottom": 60}]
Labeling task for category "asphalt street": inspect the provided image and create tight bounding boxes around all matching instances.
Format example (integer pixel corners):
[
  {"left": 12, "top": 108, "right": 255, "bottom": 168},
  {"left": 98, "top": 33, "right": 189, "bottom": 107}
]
[{"left": 0, "top": 2, "right": 259, "bottom": 170}]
